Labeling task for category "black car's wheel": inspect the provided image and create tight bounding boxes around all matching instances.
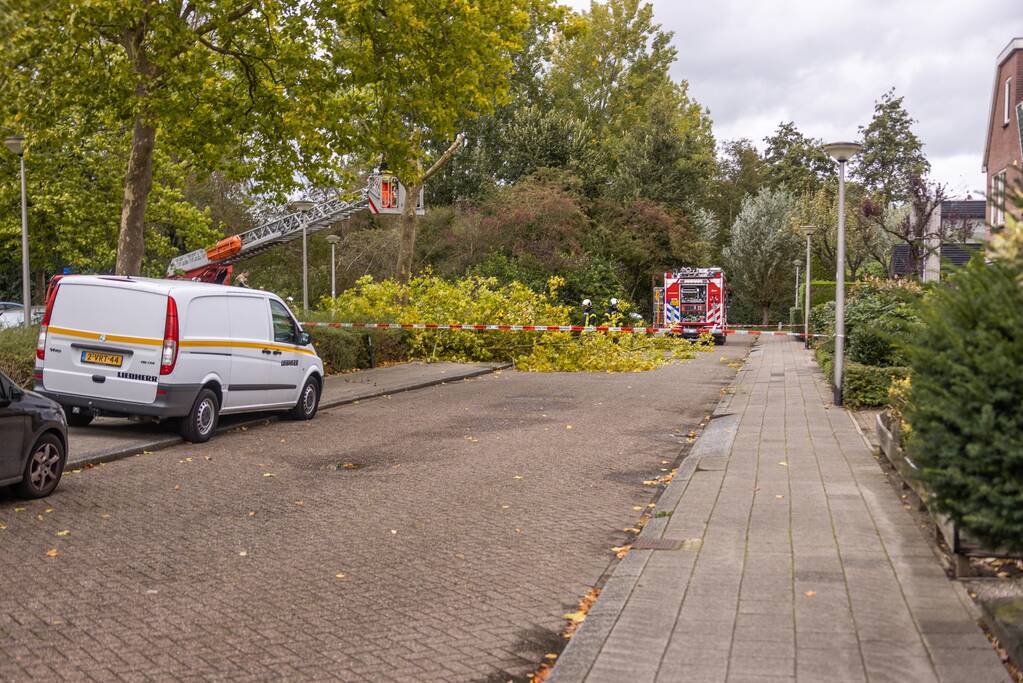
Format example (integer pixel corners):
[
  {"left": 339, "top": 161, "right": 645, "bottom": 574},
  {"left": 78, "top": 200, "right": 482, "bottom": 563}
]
[
  {"left": 713, "top": 335, "right": 726, "bottom": 345},
  {"left": 15, "top": 433, "right": 66, "bottom": 499},
  {"left": 289, "top": 376, "right": 320, "bottom": 421},
  {"left": 180, "top": 389, "right": 219, "bottom": 443},
  {"left": 66, "top": 411, "right": 94, "bottom": 427}
]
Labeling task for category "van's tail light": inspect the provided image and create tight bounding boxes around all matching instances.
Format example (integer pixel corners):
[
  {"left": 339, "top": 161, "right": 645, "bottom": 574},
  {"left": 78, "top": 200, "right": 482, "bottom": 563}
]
[
  {"left": 36, "top": 277, "right": 63, "bottom": 360},
  {"left": 160, "top": 296, "right": 179, "bottom": 375}
]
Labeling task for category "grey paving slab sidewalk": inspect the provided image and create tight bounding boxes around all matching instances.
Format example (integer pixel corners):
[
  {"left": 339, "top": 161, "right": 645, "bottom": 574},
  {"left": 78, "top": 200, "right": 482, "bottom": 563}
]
[
  {"left": 550, "top": 336, "right": 1010, "bottom": 683},
  {"left": 66, "top": 361, "right": 506, "bottom": 467}
]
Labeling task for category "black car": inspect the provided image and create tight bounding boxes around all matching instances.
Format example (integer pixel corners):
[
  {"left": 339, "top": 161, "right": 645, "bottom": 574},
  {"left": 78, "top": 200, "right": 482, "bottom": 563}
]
[{"left": 0, "top": 370, "right": 68, "bottom": 498}]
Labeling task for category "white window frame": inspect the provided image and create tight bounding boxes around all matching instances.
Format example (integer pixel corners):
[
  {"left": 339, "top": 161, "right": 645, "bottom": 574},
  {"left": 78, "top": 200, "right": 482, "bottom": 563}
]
[
  {"left": 1005, "top": 77, "right": 1013, "bottom": 126},
  {"left": 992, "top": 171, "right": 1007, "bottom": 227}
]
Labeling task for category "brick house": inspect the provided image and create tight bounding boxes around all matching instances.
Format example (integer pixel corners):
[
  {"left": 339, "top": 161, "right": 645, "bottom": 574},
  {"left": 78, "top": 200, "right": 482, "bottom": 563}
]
[{"left": 982, "top": 37, "right": 1023, "bottom": 228}]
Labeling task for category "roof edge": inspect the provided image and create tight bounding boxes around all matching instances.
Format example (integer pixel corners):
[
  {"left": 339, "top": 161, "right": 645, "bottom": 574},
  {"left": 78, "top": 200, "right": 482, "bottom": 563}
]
[
  {"left": 997, "top": 37, "right": 1023, "bottom": 66},
  {"left": 983, "top": 38, "right": 1023, "bottom": 173}
]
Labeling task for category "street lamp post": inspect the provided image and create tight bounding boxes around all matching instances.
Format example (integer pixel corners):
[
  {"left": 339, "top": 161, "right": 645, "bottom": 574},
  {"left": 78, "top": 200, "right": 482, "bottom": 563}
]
[
  {"left": 801, "top": 225, "right": 816, "bottom": 349},
  {"left": 4, "top": 135, "right": 30, "bottom": 328},
  {"left": 325, "top": 234, "right": 341, "bottom": 299},
  {"left": 290, "top": 199, "right": 316, "bottom": 312},
  {"left": 822, "top": 142, "right": 863, "bottom": 406},
  {"left": 793, "top": 258, "right": 802, "bottom": 309}
]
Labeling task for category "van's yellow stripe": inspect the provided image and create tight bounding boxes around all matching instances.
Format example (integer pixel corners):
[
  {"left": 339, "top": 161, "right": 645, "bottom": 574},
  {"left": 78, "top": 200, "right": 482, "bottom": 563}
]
[
  {"left": 47, "top": 326, "right": 163, "bottom": 346},
  {"left": 47, "top": 326, "right": 315, "bottom": 356},
  {"left": 179, "top": 339, "right": 317, "bottom": 356}
]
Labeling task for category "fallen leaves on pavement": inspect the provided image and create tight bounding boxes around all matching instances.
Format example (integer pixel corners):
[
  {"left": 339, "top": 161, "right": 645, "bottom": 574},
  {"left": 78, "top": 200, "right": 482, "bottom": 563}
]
[
  {"left": 611, "top": 545, "right": 632, "bottom": 559},
  {"left": 45, "top": 549, "right": 58, "bottom": 558}
]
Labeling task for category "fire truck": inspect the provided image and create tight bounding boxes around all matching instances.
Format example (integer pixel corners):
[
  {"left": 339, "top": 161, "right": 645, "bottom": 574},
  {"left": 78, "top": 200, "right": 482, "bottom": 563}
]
[
  {"left": 166, "top": 174, "right": 421, "bottom": 284},
  {"left": 653, "top": 267, "right": 727, "bottom": 344}
]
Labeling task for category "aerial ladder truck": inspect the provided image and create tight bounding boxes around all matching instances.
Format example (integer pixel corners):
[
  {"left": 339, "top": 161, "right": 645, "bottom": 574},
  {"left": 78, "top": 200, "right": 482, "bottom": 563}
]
[{"left": 166, "top": 174, "right": 422, "bottom": 284}]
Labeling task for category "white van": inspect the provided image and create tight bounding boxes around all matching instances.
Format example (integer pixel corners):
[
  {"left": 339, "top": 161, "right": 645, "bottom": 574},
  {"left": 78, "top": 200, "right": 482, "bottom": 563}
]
[{"left": 34, "top": 276, "right": 324, "bottom": 443}]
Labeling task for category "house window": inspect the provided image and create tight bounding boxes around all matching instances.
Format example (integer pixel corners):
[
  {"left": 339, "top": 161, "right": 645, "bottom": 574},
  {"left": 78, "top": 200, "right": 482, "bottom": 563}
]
[
  {"left": 991, "top": 171, "right": 1007, "bottom": 227},
  {"left": 1005, "top": 78, "right": 1013, "bottom": 126}
]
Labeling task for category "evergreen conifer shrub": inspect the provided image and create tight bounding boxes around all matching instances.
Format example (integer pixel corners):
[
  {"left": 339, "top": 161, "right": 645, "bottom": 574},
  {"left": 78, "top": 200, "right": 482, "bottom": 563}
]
[{"left": 906, "top": 256, "right": 1023, "bottom": 551}]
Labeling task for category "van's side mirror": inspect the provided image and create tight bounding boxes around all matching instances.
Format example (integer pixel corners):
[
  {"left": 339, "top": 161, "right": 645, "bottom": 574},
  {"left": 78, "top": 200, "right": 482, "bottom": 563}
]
[{"left": 297, "top": 331, "right": 311, "bottom": 346}]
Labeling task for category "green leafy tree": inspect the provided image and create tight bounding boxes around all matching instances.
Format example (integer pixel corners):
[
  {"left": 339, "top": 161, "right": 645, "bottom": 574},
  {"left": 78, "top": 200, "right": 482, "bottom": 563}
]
[
  {"left": 724, "top": 188, "right": 800, "bottom": 324},
  {"left": 762, "top": 122, "right": 834, "bottom": 196},
  {"left": 547, "top": 0, "right": 675, "bottom": 139},
  {"left": 497, "top": 106, "right": 596, "bottom": 184},
  {"left": 605, "top": 82, "right": 716, "bottom": 208},
  {"left": 1, "top": 0, "right": 381, "bottom": 275},
  {"left": 0, "top": 120, "right": 218, "bottom": 296},
  {"left": 325, "top": 1, "right": 535, "bottom": 282},
  {"left": 707, "top": 139, "right": 766, "bottom": 259},
  {"left": 793, "top": 182, "right": 891, "bottom": 279},
  {"left": 854, "top": 88, "right": 930, "bottom": 204}
]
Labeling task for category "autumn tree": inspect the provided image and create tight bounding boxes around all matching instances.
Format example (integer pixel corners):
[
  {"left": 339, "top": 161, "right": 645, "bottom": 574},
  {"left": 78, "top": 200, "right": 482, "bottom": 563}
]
[{"left": 724, "top": 188, "right": 800, "bottom": 324}]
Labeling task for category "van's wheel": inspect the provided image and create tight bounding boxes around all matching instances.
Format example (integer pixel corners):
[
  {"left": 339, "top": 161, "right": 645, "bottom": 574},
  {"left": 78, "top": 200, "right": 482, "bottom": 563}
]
[
  {"left": 289, "top": 377, "right": 320, "bottom": 421},
  {"left": 180, "top": 389, "right": 219, "bottom": 443},
  {"left": 66, "top": 411, "right": 94, "bottom": 428},
  {"left": 15, "top": 433, "right": 66, "bottom": 499}
]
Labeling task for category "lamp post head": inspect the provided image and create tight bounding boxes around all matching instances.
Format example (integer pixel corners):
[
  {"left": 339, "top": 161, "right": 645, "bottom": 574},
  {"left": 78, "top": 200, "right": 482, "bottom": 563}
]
[
  {"left": 325, "top": 234, "right": 341, "bottom": 245},
  {"left": 823, "top": 142, "right": 863, "bottom": 163},
  {"left": 290, "top": 199, "right": 316, "bottom": 213},
  {"left": 793, "top": 259, "right": 802, "bottom": 268},
  {"left": 801, "top": 224, "right": 816, "bottom": 238},
  {"left": 4, "top": 135, "right": 25, "bottom": 156}
]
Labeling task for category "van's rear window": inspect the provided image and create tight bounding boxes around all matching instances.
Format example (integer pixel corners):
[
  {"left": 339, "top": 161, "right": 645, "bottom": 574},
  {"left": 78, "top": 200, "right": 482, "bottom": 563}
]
[{"left": 49, "top": 284, "right": 166, "bottom": 339}]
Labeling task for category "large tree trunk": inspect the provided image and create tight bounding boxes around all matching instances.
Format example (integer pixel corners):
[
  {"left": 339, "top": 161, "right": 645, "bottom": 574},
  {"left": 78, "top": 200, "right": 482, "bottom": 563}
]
[
  {"left": 115, "top": 114, "right": 157, "bottom": 276},
  {"left": 395, "top": 182, "right": 422, "bottom": 283},
  {"left": 761, "top": 304, "right": 770, "bottom": 326}
]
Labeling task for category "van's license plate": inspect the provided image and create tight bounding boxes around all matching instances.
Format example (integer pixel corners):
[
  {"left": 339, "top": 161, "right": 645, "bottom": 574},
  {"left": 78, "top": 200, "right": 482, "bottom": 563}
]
[{"left": 81, "top": 350, "right": 123, "bottom": 367}]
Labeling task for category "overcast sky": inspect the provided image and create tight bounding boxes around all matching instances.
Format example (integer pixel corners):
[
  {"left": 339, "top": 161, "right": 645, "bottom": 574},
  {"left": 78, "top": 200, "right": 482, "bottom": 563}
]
[{"left": 563, "top": 0, "right": 1021, "bottom": 197}]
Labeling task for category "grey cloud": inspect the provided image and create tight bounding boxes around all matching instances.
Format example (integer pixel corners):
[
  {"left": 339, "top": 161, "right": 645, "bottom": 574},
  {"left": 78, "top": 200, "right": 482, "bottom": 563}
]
[{"left": 564, "top": 0, "right": 1022, "bottom": 193}]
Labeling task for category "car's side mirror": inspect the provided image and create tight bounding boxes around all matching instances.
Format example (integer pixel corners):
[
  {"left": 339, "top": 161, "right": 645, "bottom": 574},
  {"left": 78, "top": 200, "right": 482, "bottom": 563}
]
[
  {"left": 297, "top": 331, "right": 311, "bottom": 346},
  {"left": 10, "top": 387, "right": 23, "bottom": 401}
]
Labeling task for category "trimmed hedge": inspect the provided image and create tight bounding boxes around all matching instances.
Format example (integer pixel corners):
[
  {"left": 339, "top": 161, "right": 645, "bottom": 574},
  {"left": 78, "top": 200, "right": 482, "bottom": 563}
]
[
  {"left": 813, "top": 346, "right": 908, "bottom": 408},
  {"left": 0, "top": 325, "right": 36, "bottom": 387},
  {"left": 798, "top": 281, "right": 837, "bottom": 311},
  {"left": 843, "top": 362, "right": 909, "bottom": 409},
  {"left": 306, "top": 328, "right": 407, "bottom": 374}
]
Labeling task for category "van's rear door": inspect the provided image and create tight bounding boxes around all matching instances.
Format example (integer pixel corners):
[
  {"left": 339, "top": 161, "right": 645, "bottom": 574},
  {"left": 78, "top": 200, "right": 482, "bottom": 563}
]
[{"left": 42, "top": 281, "right": 165, "bottom": 404}]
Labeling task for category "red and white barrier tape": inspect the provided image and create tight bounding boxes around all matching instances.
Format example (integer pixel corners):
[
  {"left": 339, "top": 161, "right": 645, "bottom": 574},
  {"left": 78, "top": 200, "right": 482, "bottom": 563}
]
[{"left": 300, "top": 321, "right": 829, "bottom": 338}]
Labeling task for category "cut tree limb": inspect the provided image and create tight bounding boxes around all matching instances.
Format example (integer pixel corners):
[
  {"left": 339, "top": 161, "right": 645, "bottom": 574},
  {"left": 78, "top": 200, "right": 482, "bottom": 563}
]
[{"left": 395, "top": 133, "right": 466, "bottom": 282}]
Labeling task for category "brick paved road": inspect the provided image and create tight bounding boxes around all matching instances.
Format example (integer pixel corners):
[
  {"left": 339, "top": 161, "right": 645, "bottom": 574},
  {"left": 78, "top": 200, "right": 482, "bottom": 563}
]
[{"left": 0, "top": 342, "right": 750, "bottom": 682}]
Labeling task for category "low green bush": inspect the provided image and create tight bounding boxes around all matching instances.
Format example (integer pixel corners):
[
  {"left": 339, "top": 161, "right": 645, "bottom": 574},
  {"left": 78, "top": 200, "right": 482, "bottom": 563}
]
[
  {"left": 306, "top": 328, "right": 407, "bottom": 375},
  {"left": 848, "top": 323, "right": 904, "bottom": 367},
  {"left": 906, "top": 254, "right": 1023, "bottom": 552},
  {"left": 842, "top": 362, "right": 909, "bottom": 408},
  {"left": 0, "top": 325, "right": 37, "bottom": 387},
  {"left": 788, "top": 306, "right": 802, "bottom": 327}
]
